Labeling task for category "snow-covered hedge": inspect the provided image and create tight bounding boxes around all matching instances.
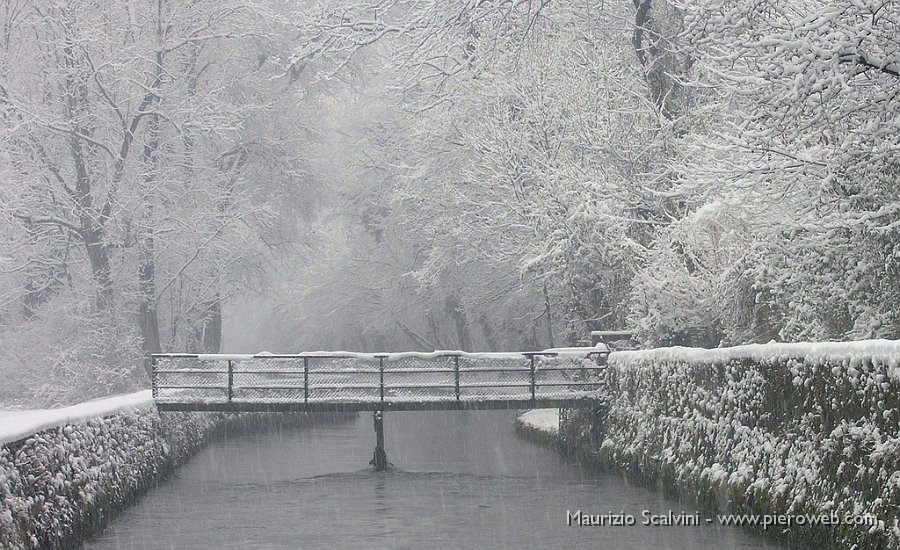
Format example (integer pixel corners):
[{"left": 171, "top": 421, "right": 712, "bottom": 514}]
[
  {"left": 587, "top": 341, "right": 900, "bottom": 550},
  {"left": 0, "top": 398, "right": 328, "bottom": 549}
]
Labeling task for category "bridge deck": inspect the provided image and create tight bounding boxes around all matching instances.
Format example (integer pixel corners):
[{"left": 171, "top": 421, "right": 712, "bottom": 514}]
[{"left": 151, "top": 348, "right": 608, "bottom": 412}]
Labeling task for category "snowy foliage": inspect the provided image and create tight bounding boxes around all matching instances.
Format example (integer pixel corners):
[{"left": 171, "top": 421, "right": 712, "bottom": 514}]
[
  {"left": 257, "top": 0, "right": 672, "bottom": 351},
  {"left": 1, "top": 0, "right": 897, "bottom": 407},
  {"left": 0, "top": 408, "right": 219, "bottom": 549},
  {"left": 0, "top": 398, "right": 322, "bottom": 549},
  {"left": 0, "top": 300, "right": 144, "bottom": 408},
  {"left": 630, "top": 0, "right": 900, "bottom": 345},
  {"left": 384, "top": 1, "right": 666, "bottom": 340},
  {"left": 260, "top": 0, "right": 900, "bottom": 351},
  {"left": 591, "top": 341, "right": 900, "bottom": 549},
  {"left": 0, "top": 1, "right": 315, "bottom": 405}
]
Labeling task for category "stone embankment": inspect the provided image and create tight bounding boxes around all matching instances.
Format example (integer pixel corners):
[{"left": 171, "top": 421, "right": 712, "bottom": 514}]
[
  {"left": 0, "top": 392, "right": 349, "bottom": 548},
  {"left": 516, "top": 340, "right": 900, "bottom": 550}
]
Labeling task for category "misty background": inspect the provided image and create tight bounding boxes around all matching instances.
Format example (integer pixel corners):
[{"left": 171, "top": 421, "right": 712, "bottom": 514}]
[{"left": 0, "top": 0, "right": 897, "bottom": 406}]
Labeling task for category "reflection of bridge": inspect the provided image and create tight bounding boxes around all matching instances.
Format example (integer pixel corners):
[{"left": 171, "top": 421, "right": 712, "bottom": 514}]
[{"left": 151, "top": 347, "right": 608, "bottom": 469}]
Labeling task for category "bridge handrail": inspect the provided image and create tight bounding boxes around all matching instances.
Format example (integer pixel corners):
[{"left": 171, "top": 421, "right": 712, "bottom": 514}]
[
  {"left": 150, "top": 347, "right": 608, "bottom": 361},
  {"left": 151, "top": 346, "right": 609, "bottom": 408}
]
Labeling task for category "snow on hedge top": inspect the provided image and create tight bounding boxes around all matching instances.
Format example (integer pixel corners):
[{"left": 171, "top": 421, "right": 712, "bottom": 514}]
[
  {"left": 0, "top": 390, "right": 153, "bottom": 446},
  {"left": 609, "top": 339, "right": 900, "bottom": 368}
]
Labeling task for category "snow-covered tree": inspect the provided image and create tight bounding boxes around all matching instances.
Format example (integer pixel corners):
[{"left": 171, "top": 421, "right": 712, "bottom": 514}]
[
  {"left": 631, "top": 0, "right": 900, "bottom": 344},
  {"left": 0, "top": 0, "right": 314, "bottom": 403}
]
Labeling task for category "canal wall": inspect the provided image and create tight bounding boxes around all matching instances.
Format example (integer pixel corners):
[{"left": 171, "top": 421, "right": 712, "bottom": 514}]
[
  {"left": 554, "top": 340, "right": 900, "bottom": 550},
  {"left": 0, "top": 392, "right": 347, "bottom": 549}
]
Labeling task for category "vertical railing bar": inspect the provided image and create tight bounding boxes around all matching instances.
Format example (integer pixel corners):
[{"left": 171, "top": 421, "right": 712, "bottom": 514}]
[
  {"left": 303, "top": 356, "right": 309, "bottom": 403},
  {"left": 378, "top": 355, "right": 385, "bottom": 403},
  {"left": 151, "top": 355, "right": 158, "bottom": 399},
  {"left": 454, "top": 355, "right": 460, "bottom": 401},
  {"left": 227, "top": 360, "right": 234, "bottom": 402},
  {"left": 529, "top": 354, "right": 536, "bottom": 402}
]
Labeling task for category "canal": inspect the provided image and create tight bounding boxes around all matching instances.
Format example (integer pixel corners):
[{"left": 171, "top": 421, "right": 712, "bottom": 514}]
[{"left": 84, "top": 410, "right": 787, "bottom": 549}]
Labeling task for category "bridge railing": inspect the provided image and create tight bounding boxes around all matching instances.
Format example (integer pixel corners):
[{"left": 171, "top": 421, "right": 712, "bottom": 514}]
[{"left": 150, "top": 349, "right": 608, "bottom": 411}]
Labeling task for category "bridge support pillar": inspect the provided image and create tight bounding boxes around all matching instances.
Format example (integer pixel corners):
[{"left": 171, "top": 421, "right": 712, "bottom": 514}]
[{"left": 371, "top": 410, "right": 388, "bottom": 471}]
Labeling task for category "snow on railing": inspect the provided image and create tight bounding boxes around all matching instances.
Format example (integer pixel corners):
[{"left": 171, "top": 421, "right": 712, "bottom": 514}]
[{"left": 151, "top": 346, "right": 610, "bottom": 411}]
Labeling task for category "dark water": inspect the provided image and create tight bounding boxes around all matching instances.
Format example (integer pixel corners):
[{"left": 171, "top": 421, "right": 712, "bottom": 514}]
[{"left": 84, "top": 410, "right": 787, "bottom": 549}]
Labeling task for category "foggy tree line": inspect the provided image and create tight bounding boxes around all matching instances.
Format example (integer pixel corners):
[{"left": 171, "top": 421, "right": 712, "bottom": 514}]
[{"left": 0, "top": 0, "right": 897, "bottom": 404}]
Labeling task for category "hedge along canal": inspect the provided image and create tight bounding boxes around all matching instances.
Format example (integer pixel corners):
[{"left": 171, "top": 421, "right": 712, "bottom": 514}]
[
  {"left": 535, "top": 340, "right": 900, "bottom": 550},
  {"left": 0, "top": 391, "right": 353, "bottom": 549}
]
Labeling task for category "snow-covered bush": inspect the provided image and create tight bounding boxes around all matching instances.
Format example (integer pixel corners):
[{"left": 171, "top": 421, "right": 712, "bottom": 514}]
[
  {"left": 728, "top": 223, "right": 900, "bottom": 343},
  {"left": 628, "top": 200, "right": 756, "bottom": 347},
  {"left": 0, "top": 407, "right": 313, "bottom": 549},
  {"left": 0, "top": 409, "right": 214, "bottom": 548},
  {"left": 0, "top": 298, "right": 144, "bottom": 408},
  {"left": 589, "top": 341, "right": 900, "bottom": 549}
]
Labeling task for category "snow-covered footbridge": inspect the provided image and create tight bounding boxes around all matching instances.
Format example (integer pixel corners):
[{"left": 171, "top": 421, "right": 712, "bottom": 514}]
[
  {"left": 152, "top": 347, "right": 608, "bottom": 469},
  {"left": 151, "top": 347, "right": 608, "bottom": 413}
]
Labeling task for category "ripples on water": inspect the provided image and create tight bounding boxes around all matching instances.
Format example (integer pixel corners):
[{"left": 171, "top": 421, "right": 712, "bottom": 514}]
[{"left": 84, "top": 410, "right": 789, "bottom": 549}]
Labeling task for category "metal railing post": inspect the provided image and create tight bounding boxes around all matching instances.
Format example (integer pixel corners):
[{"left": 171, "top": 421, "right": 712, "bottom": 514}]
[
  {"left": 151, "top": 355, "right": 158, "bottom": 399},
  {"left": 303, "top": 356, "right": 309, "bottom": 403},
  {"left": 529, "top": 354, "right": 536, "bottom": 402},
  {"left": 453, "top": 355, "right": 460, "bottom": 401},
  {"left": 378, "top": 355, "right": 385, "bottom": 403},
  {"left": 227, "top": 360, "right": 234, "bottom": 402}
]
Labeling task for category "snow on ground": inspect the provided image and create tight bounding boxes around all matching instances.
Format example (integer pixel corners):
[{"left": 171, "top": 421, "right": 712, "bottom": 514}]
[
  {"left": 517, "top": 408, "right": 559, "bottom": 434},
  {"left": 0, "top": 390, "right": 153, "bottom": 445}
]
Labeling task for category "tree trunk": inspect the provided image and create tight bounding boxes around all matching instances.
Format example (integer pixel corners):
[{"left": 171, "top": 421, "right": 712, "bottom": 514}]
[
  {"left": 63, "top": 32, "right": 115, "bottom": 313},
  {"left": 478, "top": 313, "right": 499, "bottom": 352},
  {"left": 446, "top": 294, "right": 472, "bottom": 351},
  {"left": 138, "top": 113, "right": 162, "bottom": 377},
  {"left": 138, "top": 259, "right": 161, "bottom": 354},
  {"left": 22, "top": 238, "right": 69, "bottom": 319},
  {"left": 542, "top": 281, "right": 554, "bottom": 348},
  {"left": 201, "top": 295, "right": 222, "bottom": 353},
  {"left": 632, "top": 0, "right": 686, "bottom": 122},
  {"left": 426, "top": 310, "right": 444, "bottom": 349},
  {"left": 83, "top": 228, "right": 114, "bottom": 311}
]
